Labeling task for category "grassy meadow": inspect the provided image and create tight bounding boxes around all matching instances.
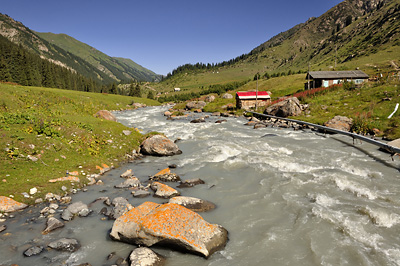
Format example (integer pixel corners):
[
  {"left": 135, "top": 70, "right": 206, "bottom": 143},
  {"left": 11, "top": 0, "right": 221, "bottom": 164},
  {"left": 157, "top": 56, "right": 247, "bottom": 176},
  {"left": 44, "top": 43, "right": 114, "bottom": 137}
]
[{"left": 0, "top": 83, "right": 160, "bottom": 204}]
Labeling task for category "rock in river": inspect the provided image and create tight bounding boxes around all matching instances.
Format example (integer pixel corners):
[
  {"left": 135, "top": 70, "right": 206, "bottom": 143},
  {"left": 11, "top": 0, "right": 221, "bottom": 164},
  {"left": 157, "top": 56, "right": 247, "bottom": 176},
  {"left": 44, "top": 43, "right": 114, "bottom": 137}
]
[
  {"left": 43, "top": 217, "right": 64, "bottom": 234},
  {"left": 61, "top": 201, "right": 91, "bottom": 221},
  {"left": 110, "top": 202, "right": 228, "bottom": 258},
  {"left": 169, "top": 196, "right": 216, "bottom": 212},
  {"left": 48, "top": 238, "right": 80, "bottom": 252},
  {"left": 23, "top": 246, "right": 44, "bottom": 257},
  {"left": 115, "top": 177, "right": 141, "bottom": 189},
  {"left": 150, "top": 182, "right": 180, "bottom": 199},
  {"left": 129, "top": 247, "right": 165, "bottom": 266},
  {"left": 140, "top": 135, "right": 182, "bottom": 156}
]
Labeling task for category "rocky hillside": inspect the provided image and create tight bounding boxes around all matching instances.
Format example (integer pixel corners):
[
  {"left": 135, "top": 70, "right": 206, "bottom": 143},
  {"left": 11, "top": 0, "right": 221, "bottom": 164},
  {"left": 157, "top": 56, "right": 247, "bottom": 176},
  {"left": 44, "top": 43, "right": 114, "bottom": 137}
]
[
  {"left": 247, "top": 0, "right": 399, "bottom": 72},
  {"left": 0, "top": 13, "right": 161, "bottom": 83}
]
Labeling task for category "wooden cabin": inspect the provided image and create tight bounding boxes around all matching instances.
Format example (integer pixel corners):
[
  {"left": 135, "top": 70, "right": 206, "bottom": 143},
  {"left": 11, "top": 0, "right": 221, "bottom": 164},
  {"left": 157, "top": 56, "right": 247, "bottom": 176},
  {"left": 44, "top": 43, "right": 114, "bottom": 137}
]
[
  {"left": 305, "top": 70, "right": 369, "bottom": 89},
  {"left": 236, "top": 91, "right": 271, "bottom": 110}
]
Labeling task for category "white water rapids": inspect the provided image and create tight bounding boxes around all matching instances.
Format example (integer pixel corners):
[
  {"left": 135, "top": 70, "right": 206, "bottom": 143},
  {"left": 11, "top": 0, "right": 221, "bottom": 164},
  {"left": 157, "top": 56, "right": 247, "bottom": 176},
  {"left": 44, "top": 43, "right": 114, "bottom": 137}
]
[{"left": 1, "top": 105, "right": 400, "bottom": 266}]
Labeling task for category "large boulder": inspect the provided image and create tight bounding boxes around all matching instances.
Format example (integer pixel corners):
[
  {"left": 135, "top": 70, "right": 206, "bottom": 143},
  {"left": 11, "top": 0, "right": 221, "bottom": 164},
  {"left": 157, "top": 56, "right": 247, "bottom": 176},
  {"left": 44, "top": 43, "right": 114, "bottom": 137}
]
[
  {"left": 264, "top": 97, "right": 302, "bottom": 117},
  {"left": 140, "top": 135, "right": 182, "bottom": 156},
  {"left": 324, "top": 116, "right": 353, "bottom": 132},
  {"left": 0, "top": 196, "right": 28, "bottom": 212},
  {"left": 186, "top": 101, "right": 206, "bottom": 110},
  {"left": 110, "top": 202, "right": 228, "bottom": 258},
  {"left": 95, "top": 110, "right": 117, "bottom": 121}
]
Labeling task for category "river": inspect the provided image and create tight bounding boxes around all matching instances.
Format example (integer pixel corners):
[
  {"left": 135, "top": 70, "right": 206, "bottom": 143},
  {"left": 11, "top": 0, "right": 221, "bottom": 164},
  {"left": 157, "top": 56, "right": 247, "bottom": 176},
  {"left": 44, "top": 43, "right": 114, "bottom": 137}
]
[{"left": 1, "top": 106, "right": 400, "bottom": 266}]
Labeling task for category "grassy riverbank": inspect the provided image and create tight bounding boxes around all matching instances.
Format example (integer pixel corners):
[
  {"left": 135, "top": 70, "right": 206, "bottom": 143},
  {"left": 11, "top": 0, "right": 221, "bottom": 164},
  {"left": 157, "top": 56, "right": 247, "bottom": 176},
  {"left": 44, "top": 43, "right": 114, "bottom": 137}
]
[{"left": 0, "top": 83, "right": 160, "bottom": 204}]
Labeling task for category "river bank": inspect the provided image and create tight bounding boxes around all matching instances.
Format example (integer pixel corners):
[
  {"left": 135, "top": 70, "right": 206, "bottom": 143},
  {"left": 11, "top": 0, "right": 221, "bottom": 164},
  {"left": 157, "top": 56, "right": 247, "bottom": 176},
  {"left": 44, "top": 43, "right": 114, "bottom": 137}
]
[{"left": 2, "top": 105, "right": 400, "bottom": 265}]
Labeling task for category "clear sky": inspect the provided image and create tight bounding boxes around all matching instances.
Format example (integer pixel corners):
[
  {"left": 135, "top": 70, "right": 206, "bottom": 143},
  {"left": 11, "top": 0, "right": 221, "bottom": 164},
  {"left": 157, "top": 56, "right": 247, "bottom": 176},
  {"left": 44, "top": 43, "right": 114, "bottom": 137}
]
[{"left": 1, "top": 0, "right": 343, "bottom": 75}]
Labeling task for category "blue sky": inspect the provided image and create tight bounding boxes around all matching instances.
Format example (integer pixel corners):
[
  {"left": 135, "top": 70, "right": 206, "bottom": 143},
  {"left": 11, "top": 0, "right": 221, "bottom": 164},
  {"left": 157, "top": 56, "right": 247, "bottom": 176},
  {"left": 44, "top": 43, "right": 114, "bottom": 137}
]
[{"left": 1, "top": 0, "right": 343, "bottom": 75}]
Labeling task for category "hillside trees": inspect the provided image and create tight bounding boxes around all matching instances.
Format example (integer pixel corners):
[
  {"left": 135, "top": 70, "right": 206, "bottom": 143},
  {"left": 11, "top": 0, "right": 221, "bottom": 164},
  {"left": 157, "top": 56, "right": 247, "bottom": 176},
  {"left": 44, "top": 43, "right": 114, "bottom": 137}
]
[
  {"left": 129, "top": 82, "right": 141, "bottom": 97},
  {"left": 0, "top": 34, "right": 102, "bottom": 92}
]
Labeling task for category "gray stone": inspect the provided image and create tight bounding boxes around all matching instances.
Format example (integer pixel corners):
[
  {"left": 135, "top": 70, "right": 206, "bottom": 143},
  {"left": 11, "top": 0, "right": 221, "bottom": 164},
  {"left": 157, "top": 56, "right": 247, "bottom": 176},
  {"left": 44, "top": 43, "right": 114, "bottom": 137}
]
[
  {"left": 48, "top": 238, "right": 80, "bottom": 252},
  {"left": 222, "top": 93, "right": 233, "bottom": 99},
  {"left": 23, "top": 246, "right": 44, "bottom": 257},
  {"left": 169, "top": 196, "right": 216, "bottom": 212},
  {"left": 61, "top": 201, "right": 91, "bottom": 221},
  {"left": 264, "top": 97, "right": 302, "bottom": 117},
  {"left": 115, "top": 177, "right": 141, "bottom": 189},
  {"left": 0, "top": 224, "right": 6, "bottom": 233},
  {"left": 186, "top": 101, "right": 206, "bottom": 110},
  {"left": 132, "top": 190, "right": 151, "bottom": 198},
  {"left": 109, "top": 197, "right": 133, "bottom": 219},
  {"left": 177, "top": 178, "right": 205, "bottom": 188},
  {"left": 129, "top": 247, "right": 165, "bottom": 266},
  {"left": 205, "top": 95, "right": 216, "bottom": 102},
  {"left": 123, "top": 130, "right": 132, "bottom": 136},
  {"left": 140, "top": 135, "right": 182, "bottom": 156},
  {"left": 43, "top": 217, "right": 64, "bottom": 234},
  {"left": 324, "top": 115, "right": 353, "bottom": 132}
]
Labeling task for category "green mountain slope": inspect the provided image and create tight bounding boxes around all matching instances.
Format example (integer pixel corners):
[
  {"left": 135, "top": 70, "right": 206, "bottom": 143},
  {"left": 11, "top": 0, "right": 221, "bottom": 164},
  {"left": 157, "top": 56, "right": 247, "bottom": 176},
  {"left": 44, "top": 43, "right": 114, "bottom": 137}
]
[
  {"left": 157, "top": 0, "right": 400, "bottom": 92},
  {"left": 0, "top": 13, "right": 115, "bottom": 84},
  {"left": 37, "top": 32, "right": 161, "bottom": 82}
]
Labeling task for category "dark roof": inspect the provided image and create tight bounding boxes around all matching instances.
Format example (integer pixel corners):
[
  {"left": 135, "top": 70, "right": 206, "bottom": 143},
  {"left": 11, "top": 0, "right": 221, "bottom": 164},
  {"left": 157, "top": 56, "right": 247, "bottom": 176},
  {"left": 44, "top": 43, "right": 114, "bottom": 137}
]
[{"left": 306, "top": 70, "right": 369, "bottom": 79}]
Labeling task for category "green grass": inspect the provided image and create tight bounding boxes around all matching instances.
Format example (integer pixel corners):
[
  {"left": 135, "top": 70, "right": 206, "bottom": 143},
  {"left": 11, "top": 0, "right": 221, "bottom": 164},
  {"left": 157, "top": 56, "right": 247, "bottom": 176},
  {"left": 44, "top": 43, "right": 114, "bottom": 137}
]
[
  {"left": 0, "top": 83, "right": 160, "bottom": 204},
  {"left": 295, "top": 80, "right": 400, "bottom": 138}
]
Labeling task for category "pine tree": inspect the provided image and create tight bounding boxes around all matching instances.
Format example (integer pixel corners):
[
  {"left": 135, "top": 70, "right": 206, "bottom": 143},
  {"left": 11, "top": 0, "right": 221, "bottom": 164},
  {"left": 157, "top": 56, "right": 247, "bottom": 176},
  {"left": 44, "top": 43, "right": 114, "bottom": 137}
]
[{"left": 147, "top": 90, "right": 155, "bottom": 99}]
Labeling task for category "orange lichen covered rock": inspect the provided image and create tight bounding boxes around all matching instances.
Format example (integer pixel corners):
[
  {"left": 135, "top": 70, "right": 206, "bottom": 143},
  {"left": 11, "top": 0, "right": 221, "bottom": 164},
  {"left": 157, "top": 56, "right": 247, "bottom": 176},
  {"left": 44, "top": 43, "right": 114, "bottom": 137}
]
[
  {"left": 150, "top": 168, "right": 181, "bottom": 182},
  {"left": 48, "top": 176, "right": 80, "bottom": 183},
  {"left": 150, "top": 182, "right": 180, "bottom": 198},
  {"left": 110, "top": 202, "right": 228, "bottom": 258},
  {"left": 0, "top": 196, "right": 28, "bottom": 212},
  {"left": 154, "top": 168, "right": 170, "bottom": 176}
]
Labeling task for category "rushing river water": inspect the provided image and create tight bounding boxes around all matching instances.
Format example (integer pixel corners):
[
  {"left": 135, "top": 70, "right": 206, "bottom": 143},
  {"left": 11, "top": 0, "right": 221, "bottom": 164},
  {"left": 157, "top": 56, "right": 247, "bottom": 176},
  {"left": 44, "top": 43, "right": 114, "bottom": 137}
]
[{"left": 1, "top": 106, "right": 400, "bottom": 266}]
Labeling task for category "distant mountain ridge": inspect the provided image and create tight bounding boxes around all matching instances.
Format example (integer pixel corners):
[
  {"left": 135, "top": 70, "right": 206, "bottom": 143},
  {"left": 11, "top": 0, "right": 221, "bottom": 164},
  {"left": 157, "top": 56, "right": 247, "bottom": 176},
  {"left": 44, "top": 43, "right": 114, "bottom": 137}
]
[
  {"left": 0, "top": 13, "right": 161, "bottom": 84},
  {"left": 246, "top": 0, "right": 399, "bottom": 71},
  {"left": 161, "top": 0, "right": 400, "bottom": 90},
  {"left": 37, "top": 32, "right": 161, "bottom": 82}
]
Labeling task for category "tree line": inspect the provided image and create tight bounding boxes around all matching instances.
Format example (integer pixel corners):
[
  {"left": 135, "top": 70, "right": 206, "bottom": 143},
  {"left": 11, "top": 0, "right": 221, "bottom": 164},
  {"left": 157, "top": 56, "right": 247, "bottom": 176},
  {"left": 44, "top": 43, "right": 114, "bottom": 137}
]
[
  {"left": 0, "top": 34, "right": 138, "bottom": 95},
  {"left": 162, "top": 54, "right": 251, "bottom": 81}
]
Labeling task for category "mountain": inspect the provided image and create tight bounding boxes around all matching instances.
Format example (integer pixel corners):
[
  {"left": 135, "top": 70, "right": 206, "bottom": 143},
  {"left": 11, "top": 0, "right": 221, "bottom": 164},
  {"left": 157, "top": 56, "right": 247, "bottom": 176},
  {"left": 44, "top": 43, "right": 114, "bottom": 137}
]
[
  {"left": 0, "top": 13, "right": 115, "bottom": 84},
  {"left": 159, "top": 0, "right": 400, "bottom": 91},
  {"left": 0, "top": 13, "right": 160, "bottom": 84},
  {"left": 247, "top": 0, "right": 399, "bottom": 72},
  {"left": 36, "top": 32, "right": 161, "bottom": 82}
]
